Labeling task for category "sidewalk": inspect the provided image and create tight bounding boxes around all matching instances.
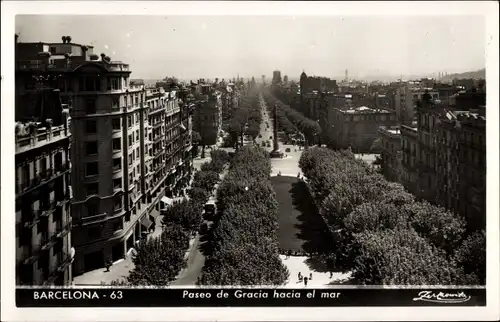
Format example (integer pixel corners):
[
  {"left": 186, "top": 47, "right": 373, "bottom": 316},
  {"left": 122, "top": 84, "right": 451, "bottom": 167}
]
[{"left": 280, "top": 255, "right": 351, "bottom": 287}]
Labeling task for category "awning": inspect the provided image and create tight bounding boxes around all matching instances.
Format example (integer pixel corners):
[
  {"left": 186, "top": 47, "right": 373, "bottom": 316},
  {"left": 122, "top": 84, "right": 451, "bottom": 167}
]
[
  {"left": 141, "top": 216, "right": 153, "bottom": 230},
  {"left": 149, "top": 210, "right": 160, "bottom": 219},
  {"left": 161, "top": 196, "right": 174, "bottom": 206}
]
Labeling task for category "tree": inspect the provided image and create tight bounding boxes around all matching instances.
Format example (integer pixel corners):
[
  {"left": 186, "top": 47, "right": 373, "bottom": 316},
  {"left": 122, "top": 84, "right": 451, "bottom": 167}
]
[
  {"left": 352, "top": 228, "right": 476, "bottom": 285},
  {"left": 407, "top": 201, "right": 466, "bottom": 254},
  {"left": 454, "top": 230, "right": 486, "bottom": 285},
  {"left": 188, "top": 187, "right": 210, "bottom": 206},
  {"left": 162, "top": 199, "right": 202, "bottom": 235},
  {"left": 192, "top": 170, "right": 220, "bottom": 192},
  {"left": 199, "top": 145, "right": 288, "bottom": 286},
  {"left": 127, "top": 224, "right": 189, "bottom": 286}
]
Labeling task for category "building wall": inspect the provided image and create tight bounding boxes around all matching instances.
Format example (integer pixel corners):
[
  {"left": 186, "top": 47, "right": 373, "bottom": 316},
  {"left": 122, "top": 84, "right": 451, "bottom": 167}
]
[
  {"left": 400, "top": 125, "right": 419, "bottom": 195},
  {"left": 401, "top": 101, "right": 486, "bottom": 231},
  {"left": 67, "top": 63, "right": 149, "bottom": 275},
  {"left": 193, "top": 94, "right": 222, "bottom": 146},
  {"left": 329, "top": 109, "right": 397, "bottom": 152},
  {"left": 378, "top": 128, "right": 402, "bottom": 182},
  {"left": 15, "top": 124, "right": 73, "bottom": 285}
]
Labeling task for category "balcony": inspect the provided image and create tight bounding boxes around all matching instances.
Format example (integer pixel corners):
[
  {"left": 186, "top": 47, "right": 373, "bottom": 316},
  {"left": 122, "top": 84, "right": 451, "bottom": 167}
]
[
  {"left": 40, "top": 233, "right": 57, "bottom": 251},
  {"left": 55, "top": 221, "right": 72, "bottom": 239},
  {"left": 17, "top": 164, "right": 69, "bottom": 196},
  {"left": 57, "top": 253, "right": 73, "bottom": 273},
  {"left": 40, "top": 200, "right": 57, "bottom": 217},
  {"left": 16, "top": 125, "right": 70, "bottom": 154}
]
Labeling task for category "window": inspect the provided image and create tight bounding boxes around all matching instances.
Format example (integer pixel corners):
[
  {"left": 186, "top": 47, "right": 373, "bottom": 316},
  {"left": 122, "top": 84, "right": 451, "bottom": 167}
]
[
  {"left": 113, "top": 197, "right": 122, "bottom": 212},
  {"left": 112, "top": 118, "right": 121, "bottom": 130},
  {"left": 136, "top": 147, "right": 139, "bottom": 159},
  {"left": 85, "top": 162, "right": 98, "bottom": 176},
  {"left": 113, "top": 178, "right": 122, "bottom": 190},
  {"left": 113, "top": 158, "right": 121, "bottom": 171},
  {"left": 87, "top": 202, "right": 99, "bottom": 217},
  {"left": 85, "top": 98, "right": 96, "bottom": 114},
  {"left": 128, "top": 135, "right": 133, "bottom": 147},
  {"left": 112, "top": 96, "right": 120, "bottom": 110},
  {"left": 86, "top": 182, "right": 99, "bottom": 196},
  {"left": 87, "top": 226, "right": 101, "bottom": 239},
  {"left": 113, "top": 220, "right": 123, "bottom": 232},
  {"left": 136, "top": 113, "right": 140, "bottom": 124},
  {"left": 112, "top": 138, "right": 121, "bottom": 150},
  {"left": 85, "top": 76, "right": 101, "bottom": 92},
  {"left": 85, "top": 141, "right": 98, "bottom": 155},
  {"left": 136, "top": 130, "right": 139, "bottom": 141},
  {"left": 129, "top": 154, "right": 133, "bottom": 166},
  {"left": 50, "top": 47, "right": 56, "bottom": 54},
  {"left": 128, "top": 116, "right": 132, "bottom": 128},
  {"left": 108, "top": 78, "right": 120, "bottom": 91},
  {"left": 86, "top": 120, "right": 97, "bottom": 133}
]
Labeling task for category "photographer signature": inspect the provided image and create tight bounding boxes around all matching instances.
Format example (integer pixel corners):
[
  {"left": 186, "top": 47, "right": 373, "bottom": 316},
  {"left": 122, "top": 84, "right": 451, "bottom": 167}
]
[{"left": 413, "top": 290, "right": 471, "bottom": 304}]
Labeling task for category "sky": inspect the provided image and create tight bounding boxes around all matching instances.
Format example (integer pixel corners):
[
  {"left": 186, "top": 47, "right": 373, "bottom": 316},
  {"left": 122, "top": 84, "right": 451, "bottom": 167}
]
[{"left": 15, "top": 15, "right": 486, "bottom": 81}]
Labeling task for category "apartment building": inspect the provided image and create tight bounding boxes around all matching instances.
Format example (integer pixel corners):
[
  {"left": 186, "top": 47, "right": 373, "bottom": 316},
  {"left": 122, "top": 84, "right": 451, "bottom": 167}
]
[
  {"left": 400, "top": 123, "right": 419, "bottom": 194},
  {"left": 144, "top": 86, "right": 193, "bottom": 221},
  {"left": 15, "top": 36, "right": 194, "bottom": 278},
  {"left": 220, "top": 82, "right": 239, "bottom": 122},
  {"left": 328, "top": 106, "right": 397, "bottom": 152},
  {"left": 394, "top": 81, "right": 440, "bottom": 125},
  {"left": 377, "top": 126, "right": 402, "bottom": 182},
  {"left": 192, "top": 83, "right": 222, "bottom": 147},
  {"left": 434, "top": 108, "right": 486, "bottom": 231},
  {"left": 15, "top": 97, "right": 73, "bottom": 285},
  {"left": 399, "top": 94, "right": 486, "bottom": 231}
]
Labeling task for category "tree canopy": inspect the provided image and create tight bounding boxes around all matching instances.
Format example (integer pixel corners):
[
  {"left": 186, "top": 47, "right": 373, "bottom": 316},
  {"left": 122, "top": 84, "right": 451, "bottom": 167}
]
[
  {"left": 199, "top": 145, "right": 289, "bottom": 285},
  {"left": 298, "top": 146, "right": 483, "bottom": 285}
]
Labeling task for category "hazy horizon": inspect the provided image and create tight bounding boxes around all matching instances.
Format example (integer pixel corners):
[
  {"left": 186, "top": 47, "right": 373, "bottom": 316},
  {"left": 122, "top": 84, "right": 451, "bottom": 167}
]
[{"left": 15, "top": 15, "right": 486, "bottom": 81}]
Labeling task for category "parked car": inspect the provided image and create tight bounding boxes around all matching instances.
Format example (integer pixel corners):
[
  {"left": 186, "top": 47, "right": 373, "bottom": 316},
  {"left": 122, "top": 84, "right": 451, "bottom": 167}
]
[{"left": 262, "top": 141, "right": 266, "bottom": 147}]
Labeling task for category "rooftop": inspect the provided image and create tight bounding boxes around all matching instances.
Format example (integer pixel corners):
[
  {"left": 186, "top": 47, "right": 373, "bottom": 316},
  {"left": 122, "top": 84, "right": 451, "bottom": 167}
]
[{"left": 343, "top": 105, "right": 392, "bottom": 114}]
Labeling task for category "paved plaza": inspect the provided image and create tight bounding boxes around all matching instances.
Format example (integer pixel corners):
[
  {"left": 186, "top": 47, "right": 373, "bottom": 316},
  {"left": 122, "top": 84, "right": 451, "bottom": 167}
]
[{"left": 281, "top": 255, "right": 351, "bottom": 287}]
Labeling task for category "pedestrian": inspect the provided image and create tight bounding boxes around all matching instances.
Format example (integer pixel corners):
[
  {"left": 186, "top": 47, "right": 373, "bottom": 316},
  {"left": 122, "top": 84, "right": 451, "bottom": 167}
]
[
  {"left": 298, "top": 272, "right": 303, "bottom": 282},
  {"left": 304, "top": 276, "right": 308, "bottom": 286},
  {"left": 309, "top": 272, "right": 313, "bottom": 281},
  {"left": 105, "top": 259, "right": 112, "bottom": 272}
]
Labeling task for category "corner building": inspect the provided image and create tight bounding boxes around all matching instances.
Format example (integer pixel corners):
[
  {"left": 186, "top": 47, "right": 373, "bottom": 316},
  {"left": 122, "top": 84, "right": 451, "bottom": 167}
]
[{"left": 67, "top": 52, "right": 149, "bottom": 275}]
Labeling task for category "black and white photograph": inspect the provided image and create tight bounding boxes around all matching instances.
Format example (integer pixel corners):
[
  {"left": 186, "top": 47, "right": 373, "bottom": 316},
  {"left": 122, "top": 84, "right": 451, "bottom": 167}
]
[{"left": 1, "top": 1, "right": 499, "bottom": 321}]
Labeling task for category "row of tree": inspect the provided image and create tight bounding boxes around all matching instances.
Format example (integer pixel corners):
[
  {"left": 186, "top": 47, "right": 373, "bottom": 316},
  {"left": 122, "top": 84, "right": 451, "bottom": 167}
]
[
  {"left": 198, "top": 145, "right": 290, "bottom": 285},
  {"left": 299, "top": 147, "right": 486, "bottom": 285},
  {"left": 262, "top": 91, "right": 321, "bottom": 145},
  {"left": 225, "top": 89, "right": 262, "bottom": 148},
  {"left": 111, "top": 150, "right": 230, "bottom": 286}
]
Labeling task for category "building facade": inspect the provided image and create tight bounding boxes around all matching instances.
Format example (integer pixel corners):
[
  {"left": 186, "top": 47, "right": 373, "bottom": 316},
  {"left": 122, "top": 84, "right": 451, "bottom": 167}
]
[
  {"left": 378, "top": 126, "right": 402, "bottom": 182},
  {"left": 15, "top": 36, "right": 194, "bottom": 278},
  {"left": 399, "top": 94, "right": 486, "bottom": 231},
  {"left": 400, "top": 124, "right": 419, "bottom": 194},
  {"left": 15, "top": 38, "right": 75, "bottom": 285},
  {"left": 328, "top": 106, "right": 397, "bottom": 152},
  {"left": 15, "top": 99, "right": 73, "bottom": 285},
  {"left": 192, "top": 83, "right": 222, "bottom": 147}
]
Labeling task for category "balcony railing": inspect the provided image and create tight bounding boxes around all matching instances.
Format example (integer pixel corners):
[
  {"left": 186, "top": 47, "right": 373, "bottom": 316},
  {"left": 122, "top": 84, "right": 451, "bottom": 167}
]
[
  {"left": 56, "top": 221, "right": 72, "bottom": 239},
  {"left": 17, "top": 163, "right": 69, "bottom": 195},
  {"left": 16, "top": 125, "right": 69, "bottom": 154}
]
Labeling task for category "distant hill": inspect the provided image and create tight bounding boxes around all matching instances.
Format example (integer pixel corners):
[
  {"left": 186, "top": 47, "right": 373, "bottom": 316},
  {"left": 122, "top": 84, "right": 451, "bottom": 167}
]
[{"left": 440, "top": 69, "right": 486, "bottom": 82}]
